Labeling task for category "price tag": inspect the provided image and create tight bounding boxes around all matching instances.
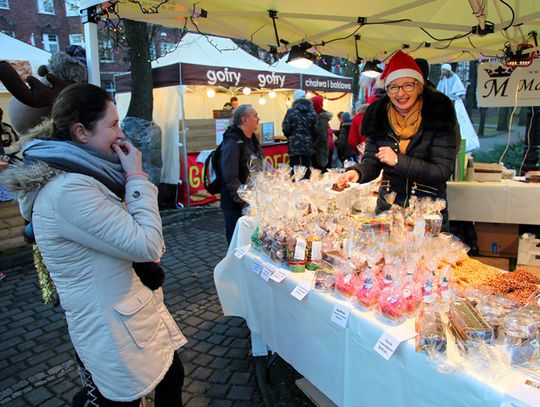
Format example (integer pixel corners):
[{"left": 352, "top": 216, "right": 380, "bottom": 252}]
[
  {"left": 374, "top": 325, "right": 417, "bottom": 360},
  {"left": 291, "top": 283, "right": 310, "bottom": 301},
  {"left": 234, "top": 246, "right": 248, "bottom": 259},
  {"left": 330, "top": 303, "right": 351, "bottom": 328},
  {"left": 294, "top": 237, "right": 307, "bottom": 260},
  {"left": 269, "top": 269, "right": 287, "bottom": 283},
  {"left": 311, "top": 241, "right": 322, "bottom": 261},
  {"left": 252, "top": 260, "right": 263, "bottom": 275},
  {"left": 503, "top": 379, "right": 540, "bottom": 407},
  {"left": 260, "top": 265, "right": 274, "bottom": 282},
  {"left": 343, "top": 238, "right": 352, "bottom": 257}
]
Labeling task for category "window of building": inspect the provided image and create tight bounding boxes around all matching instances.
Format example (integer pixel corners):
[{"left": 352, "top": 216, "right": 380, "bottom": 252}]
[
  {"left": 149, "top": 44, "right": 157, "bottom": 60},
  {"left": 0, "top": 0, "right": 10, "bottom": 10},
  {"left": 69, "top": 34, "right": 84, "bottom": 47},
  {"left": 102, "top": 79, "right": 116, "bottom": 98},
  {"left": 65, "top": 0, "right": 79, "bottom": 16},
  {"left": 0, "top": 30, "right": 15, "bottom": 37},
  {"left": 99, "top": 38, "right": 114, "bottom": 63},
  {"left": 42, "top": 33, "right": 59, "bottom": 52},
  {"left": 159, "top": 42, "right": 175, "bottom": 57},
  {"left": 37, "top": 0, "right": 55, "bottom": 14}
]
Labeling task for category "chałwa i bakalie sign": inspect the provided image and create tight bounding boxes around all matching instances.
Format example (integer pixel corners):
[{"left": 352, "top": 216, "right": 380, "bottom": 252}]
[
  {"left": 115, "top": 62, "right": 352, "bottom": 93},
  {"left": 478, "top": 59, "right": 540, "bottom": 107}
]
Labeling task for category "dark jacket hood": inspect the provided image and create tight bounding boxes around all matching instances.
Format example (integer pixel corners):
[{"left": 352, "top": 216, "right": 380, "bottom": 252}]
[
  {"left": 291, "top": 98, "right": 313, "bottom": 112},
  {"left": 319, "top": 110, "right": 333, "bottom": 120},
  {"left": 223, "top": 125, "right": 248, "bottom": 141},
  {"left": 361, "top": 87, "right": 456, "bottom": 135}
]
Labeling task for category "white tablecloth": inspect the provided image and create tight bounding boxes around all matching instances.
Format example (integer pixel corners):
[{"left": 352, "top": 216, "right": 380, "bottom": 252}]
[
  {"left": 214, "top": 217, "right": 534, "bottom": 407},
  {"left": 447, "top": 180, "right": 540, "bottom": 224}
]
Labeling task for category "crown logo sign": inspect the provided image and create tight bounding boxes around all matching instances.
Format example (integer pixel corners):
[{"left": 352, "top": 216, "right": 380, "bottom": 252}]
[{"left": 484, "top": 66, "right": 514, "bottom": 78}]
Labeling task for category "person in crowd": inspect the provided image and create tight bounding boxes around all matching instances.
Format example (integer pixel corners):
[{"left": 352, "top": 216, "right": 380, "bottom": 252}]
[
  {"left": 282, "top": 89, "right": 317, "bottom": 171},
  {"left": 348, "top": 96, "right": 376, "bottom": 162},
  {"left": 0, "top": 83, "right": 186, "bottom": 406},
  {"left": 414, "top": 58, "right": 437, "bottom": 90},
  {"left": 223, "top": 96, "right": 239, "bottom": 111},
  {"left": 220, "top": 104, "right": 263, "bottom": 244},
  {"left": 0, "top": 107, "right": 20, "bottom": 162},
  {"left": 311, "top": 95, "right": 333, "bottom": 170},
  {"left": 437, "top": 63, "right": 479, "bottom": 151},
  {"left": 335, "top": 111, "right": 355, "bottom": 163},
  {"left": 339, "top": 50, "right": 458, "bottom": 231}
]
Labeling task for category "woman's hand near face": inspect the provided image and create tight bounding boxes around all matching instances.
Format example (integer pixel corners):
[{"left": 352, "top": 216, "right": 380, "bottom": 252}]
[
  {"left": 375, "top": 146, "right": 398, "bottom": 167},
  {"left": 112, "top": 140, "right": 143, "bottom": 174}
]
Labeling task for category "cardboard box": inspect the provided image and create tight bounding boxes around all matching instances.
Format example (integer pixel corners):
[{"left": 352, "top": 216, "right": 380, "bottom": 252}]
[
  {"left": 475, "top": 222, "right": 519, "bottom": 257},
  {"left": 471, "top": 256, "right": 510, "bottom": 271},
  {"left": 517, "top": 235, "right": 540, "bottom": 267},
  {"left": 467, "top": 163, "right": 503, "bottom": 182}
]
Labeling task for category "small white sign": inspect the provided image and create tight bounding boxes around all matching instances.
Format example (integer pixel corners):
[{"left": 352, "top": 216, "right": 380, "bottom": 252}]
[
  {"left": 260, "top": 265, "right": 274, "bottom": 282},
  {"left": 269, "top": 269, "right": 287, "bottom": 283},
  {"left": 374, "top": 326, "right": 417, "bottom": 360},
  {"left": 234, "top": 246, "right": 248, "bottom": 259},
  {"left": 294, "top": 238, "right": 307, "bottom": 260},
  {"left": 331, "top": 303, "right": 351, "bottom": 328},
  {"left": 252, "top": 260, "right": 263, "bottom": 275},
  {"left": 503, "top": 380, "right": 540, "bottom": 407},
  {"left": 311, "top": 241, "right": 322, "bottom": 261},
  {"left": 291, "top": 283, "right": 310, "bottom": 301}
]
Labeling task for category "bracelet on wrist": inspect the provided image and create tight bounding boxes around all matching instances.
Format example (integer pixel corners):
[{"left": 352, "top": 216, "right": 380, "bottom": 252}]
[{"left": 126, "top": 171, "right": 148, "bottom": 179}]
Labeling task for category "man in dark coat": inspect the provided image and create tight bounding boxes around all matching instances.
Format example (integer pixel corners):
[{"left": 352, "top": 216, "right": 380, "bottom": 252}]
[
  {"left": 340, "top": 51, "right": 458, "bottom": 231},
  {"left": 311, "top": 95, "right": 333, "bottom": 170},
  {"left": 220, "top": 104, "right": 263, "bottom": 244},
  {"left": 282, "top": 90, "right": 317, "bottom": 170}
]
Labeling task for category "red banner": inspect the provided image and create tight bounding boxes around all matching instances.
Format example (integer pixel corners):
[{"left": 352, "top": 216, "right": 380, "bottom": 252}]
[{"left": 180, "top": 143, "right": 289, "bottom": 206}]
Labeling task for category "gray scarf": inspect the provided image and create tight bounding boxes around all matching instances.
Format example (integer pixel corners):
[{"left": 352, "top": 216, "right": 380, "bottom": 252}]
[{"left": 22, "top": 138, "right": 125, "bottom": 197}]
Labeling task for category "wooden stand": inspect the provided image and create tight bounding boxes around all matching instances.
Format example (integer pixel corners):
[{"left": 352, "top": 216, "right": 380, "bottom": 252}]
[{"left": 0, "top": 201, "right": 27, "bottom": 251}]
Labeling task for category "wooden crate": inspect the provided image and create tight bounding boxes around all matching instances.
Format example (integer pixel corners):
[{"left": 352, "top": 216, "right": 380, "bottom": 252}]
[
  {"left": 179, "top": 119, "right": 218, "bottom": 153},
  {"left": 0, "top": 201, "right": 28, "bottom": 251}
]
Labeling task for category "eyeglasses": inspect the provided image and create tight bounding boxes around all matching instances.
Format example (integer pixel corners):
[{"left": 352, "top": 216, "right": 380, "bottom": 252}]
[{"left": 386, "top": 81, "right": 417, "bottom": 95}]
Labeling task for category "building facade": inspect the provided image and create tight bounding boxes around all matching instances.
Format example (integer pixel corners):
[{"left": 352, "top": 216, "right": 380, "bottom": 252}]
[{"left": 0, "top": 0, "right": 180, "bottom": 95}]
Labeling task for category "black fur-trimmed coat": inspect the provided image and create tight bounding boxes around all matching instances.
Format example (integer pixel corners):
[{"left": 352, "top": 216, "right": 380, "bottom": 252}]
[{"left": 350, "top": 87, "right": 458, "bottom": 225}]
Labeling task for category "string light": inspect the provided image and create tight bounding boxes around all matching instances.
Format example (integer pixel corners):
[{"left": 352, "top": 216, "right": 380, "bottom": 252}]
[
  {"left": 268, "top": 90, "right": 277, "bottom": 99},
  {"left": 242, "top": 87, "right": 252, "bottom": 95},
  {"left": 206, "top": 89, "right": 216, "bottom": 98},
  {"left": 258, "top": 96, "right": 267, "bottom": 105}
]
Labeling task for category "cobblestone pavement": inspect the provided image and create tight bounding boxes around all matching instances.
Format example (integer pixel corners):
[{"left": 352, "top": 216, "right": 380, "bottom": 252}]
[{"left": 0, "top": 208, "right": 314, "bottom": 407}]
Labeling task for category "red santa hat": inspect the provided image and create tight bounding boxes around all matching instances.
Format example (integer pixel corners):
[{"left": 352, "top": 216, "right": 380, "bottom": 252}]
[{"left": 377, "top": 50, "right": 424, "bottom": 89}]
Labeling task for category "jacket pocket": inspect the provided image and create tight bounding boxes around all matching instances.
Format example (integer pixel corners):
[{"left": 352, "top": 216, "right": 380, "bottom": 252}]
[{"left": 114, "top": 288, "right": 159, "bottom": 348}]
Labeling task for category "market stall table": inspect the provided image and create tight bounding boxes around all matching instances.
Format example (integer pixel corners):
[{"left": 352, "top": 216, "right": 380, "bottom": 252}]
[
  {"left": 447, "top": 179, "right": 540, "bottom": 225},
  {"left": 214, "top": 217, "right": 537, "bottom": 407}
]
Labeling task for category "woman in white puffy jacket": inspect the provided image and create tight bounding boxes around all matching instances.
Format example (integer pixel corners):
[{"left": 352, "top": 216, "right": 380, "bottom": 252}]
[{"left": 1, "top": 83, "right": 186, "bottom": 406}]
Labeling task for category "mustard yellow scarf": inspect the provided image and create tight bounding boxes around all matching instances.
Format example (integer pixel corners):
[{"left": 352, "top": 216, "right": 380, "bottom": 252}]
[{"left": 387, "top": 100, "right": 423, "bottom": 153}]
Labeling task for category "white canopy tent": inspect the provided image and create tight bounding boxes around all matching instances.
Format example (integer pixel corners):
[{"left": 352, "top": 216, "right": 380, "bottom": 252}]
[
  {"left": 115, "top": 32, "right": 353, "bottom": 185},
  {"left": 0, "top": 32, "right": 51, "bottom": 124}
]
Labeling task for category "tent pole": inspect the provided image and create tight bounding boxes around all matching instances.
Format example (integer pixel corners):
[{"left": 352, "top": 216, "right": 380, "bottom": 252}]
[
  {"left": 81, "top": 6, "right": 101, "bottom": 86},
  {"left": 178, "top": 63, "right": 191, "bottom": 208}
]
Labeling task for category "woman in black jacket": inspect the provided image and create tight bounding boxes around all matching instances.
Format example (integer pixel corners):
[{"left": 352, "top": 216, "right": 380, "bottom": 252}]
[{"left": 341, "top": 51, "right": 458, "bottom": 231}]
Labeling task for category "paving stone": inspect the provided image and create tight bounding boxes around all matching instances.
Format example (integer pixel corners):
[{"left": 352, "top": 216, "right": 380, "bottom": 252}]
[
  {"left": 226, "top": 347, "right": 248, "bottom": 360},
  {"left": 208, "top": 369, "right": 232, "bottom": 384},
  {"left": 208, "top": 345, "right": 229, "bottom": 357},
  {"left": 192, "top": 341, "right": 213, "bottom": 354},
  {"left": 227, "top": 385, "right": 254, "bottom": 401},
  {"left": 209, "top": 357, "right": 230, "bottom": 370},
  {"left": 191, "top": 353, "right": 214, "bottom": 368},
  {"left": 23, "top": 387, "right": 54, "bottom": 405},
  {"left": 186, "top": 379, "right": 211, "bottom": 395},
  {"left": 185, "top": 395, "right": 213, "bottom": 407},
  {"left": 191, "top": 366, "right": 213, "bottom": 381},
  {"left": 229, "top": 372, "right": 252, "bottom": 386}
]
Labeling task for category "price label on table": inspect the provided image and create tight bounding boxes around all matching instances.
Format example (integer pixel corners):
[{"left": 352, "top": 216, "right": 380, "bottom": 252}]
[
  {"left": 252, "top": 260, "right": 263, "bottom": 275},
  {"left": 260, "top": 265, "right": 274, "bottom": 282},
  {"left": 502, "top": 379, "right": 540, "bottom": 407},
  {"left": 234, "top": 246, "right": 249, "bottom": 259},
  {"left": 269, "top": 269, "right": 287, "bottom": 283},
  {"left": 294, "top": 238, "right": 307, "bottom": 260},
  {"left": 373, "top": 325, "right": 417, "bottom": 360},
  {"left": 330, "top": 303, "right": 351, "bottom": 328},
  {"left": 311, "top": 241, "right": 322, "bottom": 261},
  {"left": 291, "top": 283, "right": 310, "bottom": 301}
]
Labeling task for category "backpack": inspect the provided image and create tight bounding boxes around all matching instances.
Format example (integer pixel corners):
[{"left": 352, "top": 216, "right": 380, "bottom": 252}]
[{"left": 203, "top": 143, "right": 223, "bottom": 195}]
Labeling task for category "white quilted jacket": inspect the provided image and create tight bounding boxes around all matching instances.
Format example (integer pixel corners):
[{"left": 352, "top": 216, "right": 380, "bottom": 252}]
[{"left": 31, "top": 172, "right": 186, "bottom": 401}]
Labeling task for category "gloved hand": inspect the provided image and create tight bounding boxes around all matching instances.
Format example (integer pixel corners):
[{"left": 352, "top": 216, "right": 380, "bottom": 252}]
[{"left": 133, "top": 262, "right": 165, "bottom": 290}]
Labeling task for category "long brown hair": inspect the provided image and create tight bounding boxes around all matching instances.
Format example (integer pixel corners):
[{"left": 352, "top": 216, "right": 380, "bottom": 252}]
[{"left": 28, "top": 83, "right": 112, "bottom": 141}]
